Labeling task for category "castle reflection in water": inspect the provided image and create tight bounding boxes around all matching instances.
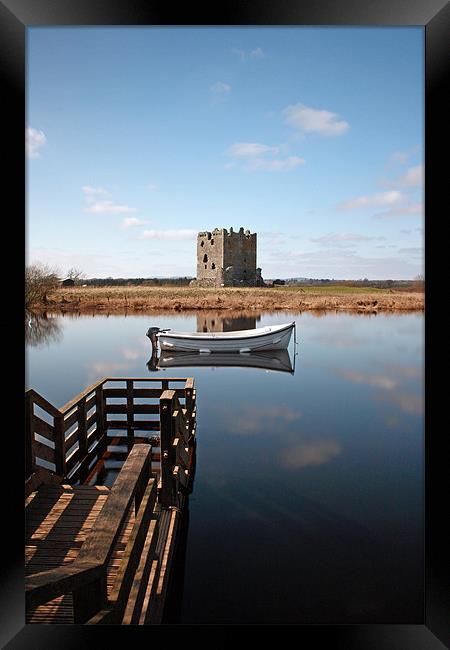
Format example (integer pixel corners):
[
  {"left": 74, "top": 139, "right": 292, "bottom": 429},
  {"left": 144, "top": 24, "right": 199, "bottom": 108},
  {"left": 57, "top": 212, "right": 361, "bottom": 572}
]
[{"left": 196, "top": 314, "right": 261, "bottom": 333}]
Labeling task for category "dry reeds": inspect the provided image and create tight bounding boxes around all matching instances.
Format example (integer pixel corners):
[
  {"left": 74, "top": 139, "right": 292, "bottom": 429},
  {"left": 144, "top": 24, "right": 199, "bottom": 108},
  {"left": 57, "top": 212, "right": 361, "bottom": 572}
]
[{"left": 33, "top": 285, "right": 425, "bottom": 315}]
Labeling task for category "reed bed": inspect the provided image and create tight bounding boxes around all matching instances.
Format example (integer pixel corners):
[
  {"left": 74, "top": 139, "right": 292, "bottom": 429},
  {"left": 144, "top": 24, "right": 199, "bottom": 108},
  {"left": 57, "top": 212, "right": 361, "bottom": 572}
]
[{"left": 37, "top": 285, "right": 424, "bottom": 314}]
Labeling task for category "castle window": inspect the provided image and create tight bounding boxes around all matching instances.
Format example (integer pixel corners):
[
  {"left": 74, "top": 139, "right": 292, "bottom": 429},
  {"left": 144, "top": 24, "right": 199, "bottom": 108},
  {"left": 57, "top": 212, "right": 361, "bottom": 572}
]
[
  {"left": 207, "top": 233, "right": 211, "bottom": 240},
  {"left": 211, "top": 263, "right": 216, "bottom": 269},
  {"left": 203, "top": 254, "right": 208, "bottom": 263},
  {"left": 204, "top": 265, "right": 207, "bottom": 269},
  {"left": 200, "top": 240, "right": 204, "bottom": 247},
  {"left": 211, "top": 239, "right": 214, "bottom": 245}
]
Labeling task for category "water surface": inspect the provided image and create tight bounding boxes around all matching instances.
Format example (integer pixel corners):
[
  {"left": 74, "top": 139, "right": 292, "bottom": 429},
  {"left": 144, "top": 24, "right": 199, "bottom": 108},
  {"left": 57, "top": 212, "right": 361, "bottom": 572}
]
[{"left": 26, "top": 310, "right": 424, "bottom": 624}]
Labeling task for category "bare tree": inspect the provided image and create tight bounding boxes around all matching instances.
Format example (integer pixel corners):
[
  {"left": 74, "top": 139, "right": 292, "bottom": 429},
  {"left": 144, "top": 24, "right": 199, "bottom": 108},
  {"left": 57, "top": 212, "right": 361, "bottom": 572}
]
[
  {"left": 413, "top": 274, "right": 425, "bottom": 291},
  {"left": 25, "top": 263, "right": 60, "bottom": 310},
  {"left": 66, "top": 267, "right": 85, "bottom": 283}
]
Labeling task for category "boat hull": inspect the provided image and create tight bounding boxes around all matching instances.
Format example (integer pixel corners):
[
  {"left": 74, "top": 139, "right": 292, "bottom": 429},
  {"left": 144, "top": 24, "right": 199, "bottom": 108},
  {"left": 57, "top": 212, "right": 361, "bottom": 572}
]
[{"left": 157, "top": 322, "right": 294, "bottom": 353}]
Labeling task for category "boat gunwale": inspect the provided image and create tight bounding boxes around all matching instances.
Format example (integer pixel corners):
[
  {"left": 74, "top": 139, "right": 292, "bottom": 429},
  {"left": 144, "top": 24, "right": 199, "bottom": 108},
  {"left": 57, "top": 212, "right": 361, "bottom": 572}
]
[{"left": 156, "top": 322, "right": 295, "bottom": 342}]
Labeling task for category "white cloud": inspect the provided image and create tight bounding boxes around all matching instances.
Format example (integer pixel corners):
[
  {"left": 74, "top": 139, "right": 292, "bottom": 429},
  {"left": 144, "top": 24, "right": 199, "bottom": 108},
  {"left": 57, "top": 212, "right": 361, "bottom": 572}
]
[
  {"left": 210, "top": 81, "right": 231, "bottom": 94},
  {"left": 120, "top": 217, "right": 150, "bottom": 229},
  {"left": 336, "top": 190, "right": 407, "bottom": 211},
  {"left": 26, "top": 127, "right": 46, "bottom": 158},
  {"left": 283, "top": 103, "right": 349, "bottom": 136},
  {"left": 139, "top": 229, "right": 197, "bottom": 240},
  {"left": 227, "top": 142, "right": 279, "bottom": 157},
  {"left": 147, "top": 182, "right": 158, "bottom": 191}
]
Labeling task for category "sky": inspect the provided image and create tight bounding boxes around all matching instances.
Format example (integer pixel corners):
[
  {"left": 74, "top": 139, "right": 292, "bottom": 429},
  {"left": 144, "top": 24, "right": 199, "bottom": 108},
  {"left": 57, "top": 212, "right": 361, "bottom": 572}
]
[{"left": 26, "top": 27, "right": 424, "bottom": 280}]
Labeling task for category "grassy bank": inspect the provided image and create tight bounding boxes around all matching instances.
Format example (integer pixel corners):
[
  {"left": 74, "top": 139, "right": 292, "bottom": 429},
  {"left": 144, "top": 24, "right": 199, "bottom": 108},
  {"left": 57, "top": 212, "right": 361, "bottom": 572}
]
[{"left": 34, "top": 285, "right": 425, "bottom": 314}]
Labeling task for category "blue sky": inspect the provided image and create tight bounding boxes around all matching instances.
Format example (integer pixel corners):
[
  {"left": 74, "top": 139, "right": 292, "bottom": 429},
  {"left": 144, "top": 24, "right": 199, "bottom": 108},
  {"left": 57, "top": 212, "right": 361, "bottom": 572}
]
[{"left": 27, "top": 27, "right": 424, "bottom": 279}]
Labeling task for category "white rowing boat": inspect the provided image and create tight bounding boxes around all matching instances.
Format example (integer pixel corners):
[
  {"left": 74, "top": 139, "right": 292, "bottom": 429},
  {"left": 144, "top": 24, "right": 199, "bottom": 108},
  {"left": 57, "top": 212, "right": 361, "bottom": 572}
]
[{"left": 146, "top": 322, "right": 295, "bottom": 353}]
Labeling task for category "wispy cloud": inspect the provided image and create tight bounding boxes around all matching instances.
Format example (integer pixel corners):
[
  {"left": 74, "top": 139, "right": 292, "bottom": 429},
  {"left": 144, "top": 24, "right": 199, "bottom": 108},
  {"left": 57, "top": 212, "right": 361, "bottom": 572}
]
[
  {"left": 147, "top": 182, "right": 158, "bottom": 191},
  {"left": 385, "top": 165, "right": 423, "bottom": 189},
  {"left": 279, "top": 440, "right": 341, "bottom": 469},
  {"left": 139, "top": 229, "right": 197, "bottom": 240},
  {"left": 283, "top": 103, "right": 349, "bottom": 136},
  {"left": 247, "top": 156, "right": 305, "bottom": 172},
  {"left": 85, "top": 200, "right": 138, "bottom": 215},
  {"left": 227, "top": 142, "right": 279, "bottom": 157},
  {"left": 228, "top": 405, "right": 301, "bottom": 436},
  {"left": 26, "top": 127, "right": 47, "bottom": 158},
  {"left": 336, "top": 369, "right": 398, "bottom": 390},
  {"left": 231, "top": 47, "right": 265, "bottom": 61},
  {"left": 385, "top": 146, "right": 420, "bottom": 168},
  {"left": 82, "top": 186, "right": 138, "bottom": 215},
  {"left": 82, "top": 185, "right": 110, "bottom": 197},
  {"left": 210, "top": 81, "right": 231, "bottom": 95},
  {"left": 120, "top": 217, "right": 150, "bottom": 229},
  {"left": 336, "top": 191, "right": 407, "bottom": 211},
  {"left": 226, "top": 141, "right": 304, "bottom": 172},
  {"left": 373, "top": 202, "right": 423, "bottom": 220},
  {"left": 311, "top": 233, "right": 386, "bottom": 247}
]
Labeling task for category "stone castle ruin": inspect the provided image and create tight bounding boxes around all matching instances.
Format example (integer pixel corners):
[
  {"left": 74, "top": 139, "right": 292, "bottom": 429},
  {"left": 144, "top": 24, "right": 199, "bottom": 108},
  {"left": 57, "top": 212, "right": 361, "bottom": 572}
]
[{"left": 190, "top": 227, "right": 265, "bottom": 288}]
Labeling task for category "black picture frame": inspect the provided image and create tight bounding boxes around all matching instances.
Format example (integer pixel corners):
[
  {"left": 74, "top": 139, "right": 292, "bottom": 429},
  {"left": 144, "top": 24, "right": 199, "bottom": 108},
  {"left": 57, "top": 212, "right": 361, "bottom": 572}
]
[{"left": 2, "top": 1, "right": 448, "bottom": 647}]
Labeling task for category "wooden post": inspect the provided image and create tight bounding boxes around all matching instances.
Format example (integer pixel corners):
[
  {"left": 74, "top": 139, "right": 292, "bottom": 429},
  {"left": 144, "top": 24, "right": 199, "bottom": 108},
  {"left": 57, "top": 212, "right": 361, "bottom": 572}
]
[
  {"left": 159, "top": 390, "right": 176, "bottom": 507},
  {"left": 184, "top": 380, "right": 194, "bottom": 441},
  {"left": 95, "top": 384, "right": 107, "bottom": 458},
  {"left": 25, "top": 392, "right": 34, "bottom": 479},
  {"left": 78, "top": 398, "right": 88, "bottom": 457},
  {"left": 72, "top": 572, "right": 107, "bottom": 624},
  {"left": 53, "top": 413, "right": 66, "bottom": 477},
  {"left": 126, "top": 380, "right": 134, "bottom": 443}
]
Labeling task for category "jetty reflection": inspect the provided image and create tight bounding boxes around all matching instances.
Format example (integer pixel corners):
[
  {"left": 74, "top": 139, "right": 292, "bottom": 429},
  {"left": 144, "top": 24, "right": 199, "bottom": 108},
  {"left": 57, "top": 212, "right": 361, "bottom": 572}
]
[{"left": 148, "top": 348, "right": 295, "bottom": 374}]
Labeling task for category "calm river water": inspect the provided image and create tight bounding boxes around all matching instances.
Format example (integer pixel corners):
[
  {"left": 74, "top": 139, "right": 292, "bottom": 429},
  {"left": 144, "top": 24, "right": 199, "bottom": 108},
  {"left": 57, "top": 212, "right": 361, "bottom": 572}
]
[{"left": 26, "top": 310, "right": 424, "bottom": 624}]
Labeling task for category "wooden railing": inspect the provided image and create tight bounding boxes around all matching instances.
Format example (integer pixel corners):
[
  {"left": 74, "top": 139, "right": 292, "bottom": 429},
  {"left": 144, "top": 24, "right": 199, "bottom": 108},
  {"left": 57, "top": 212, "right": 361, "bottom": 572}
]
[
  {"left": 26, "top": 444, "right": 156, "bottom": 624},
  {"left": 25, "top": 377, "right": 197, "bottom": 493}
]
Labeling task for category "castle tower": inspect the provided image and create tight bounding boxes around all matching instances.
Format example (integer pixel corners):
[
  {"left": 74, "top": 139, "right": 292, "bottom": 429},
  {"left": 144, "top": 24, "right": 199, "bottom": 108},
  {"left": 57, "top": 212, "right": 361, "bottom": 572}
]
[{"left": 191, "top": 227, "right": 264, "bottom": 287}]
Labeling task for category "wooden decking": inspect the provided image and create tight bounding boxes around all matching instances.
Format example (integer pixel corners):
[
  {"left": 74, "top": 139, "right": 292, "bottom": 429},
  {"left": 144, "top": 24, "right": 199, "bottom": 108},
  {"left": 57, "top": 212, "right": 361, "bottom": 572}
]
[{"left": 25, "top": 378, "right": 197, "bottom": 624}]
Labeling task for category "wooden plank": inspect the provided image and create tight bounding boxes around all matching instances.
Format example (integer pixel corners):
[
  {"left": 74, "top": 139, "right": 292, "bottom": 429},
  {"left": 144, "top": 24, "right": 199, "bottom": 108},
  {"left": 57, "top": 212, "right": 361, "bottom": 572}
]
[
  {"left": 33, "top": 416, "right": 55, "bottom": 441},
  {"left": 122, "top": 515, "right": 159, "bottom": 624},
  {"left": 32, "top": 439, "right": 55, "bottom": 464},
  {"left": 109, "top": 480, "right": 158, "bottom": 619},
  {"left": 27, "top": 390, "right": 61, "bottom": 418},
  {"left": 172, "top": 438, "right": 189, "bottom": 468},
  {"left": 138, "top": 559, "right": 161, "bottom": 624},
  {"left": 26, "top": 392, "right": 34, "bottom": 478},
  {"left": 53, "top": 413, "right": 66, "bottom": 476},
  {"left": 75, "top": 445, "right": 151, "bottom": 567},
  {"left": 105, "top": 404, "right": 160, "bottom": 415},
  {"left": 77, "top": 398, "right": 88, "bottom": 459},
  {"left": 106, "top": 420, "right": 160, "bottom": 431},
  {"left": 59, "top": 378, "right": 107, "bottom": 415},
  {"left": 63, "top": 408, "right": 79, "bottom": 432},
  {"left": 159, "top": 393, "right": 176, "bottom": 507}
]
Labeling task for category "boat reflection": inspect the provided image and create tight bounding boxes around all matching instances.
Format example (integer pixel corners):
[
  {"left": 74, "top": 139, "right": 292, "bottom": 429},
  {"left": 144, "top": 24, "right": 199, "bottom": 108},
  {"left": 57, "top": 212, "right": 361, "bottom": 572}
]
[{"left": 147, "top": 348, "right": 295, "bottom": 374}]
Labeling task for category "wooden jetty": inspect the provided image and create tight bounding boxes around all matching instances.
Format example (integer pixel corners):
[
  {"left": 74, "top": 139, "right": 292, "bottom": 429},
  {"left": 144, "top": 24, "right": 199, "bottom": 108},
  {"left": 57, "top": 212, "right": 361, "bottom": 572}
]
[{"left": 25, "top": 377, "right": 197, "bottom": 624}]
